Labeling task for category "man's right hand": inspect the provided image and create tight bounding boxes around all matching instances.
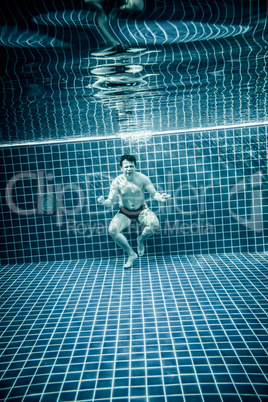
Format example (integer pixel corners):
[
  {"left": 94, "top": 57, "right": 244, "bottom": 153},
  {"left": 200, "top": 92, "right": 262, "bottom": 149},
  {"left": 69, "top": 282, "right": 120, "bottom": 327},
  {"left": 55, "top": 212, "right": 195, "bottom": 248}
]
[{"left": 97, "top": 196, "right": 113, "bottom": 207}]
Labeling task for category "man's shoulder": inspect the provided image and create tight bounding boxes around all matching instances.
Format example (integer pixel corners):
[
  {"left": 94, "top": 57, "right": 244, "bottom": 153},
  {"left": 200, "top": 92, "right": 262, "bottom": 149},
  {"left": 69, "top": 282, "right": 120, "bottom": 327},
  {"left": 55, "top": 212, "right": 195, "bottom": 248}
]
[
  {"left": 111, "top": 175, "right": 124, "bottom": 187},
  {"left": 136, "top": 172, "right": 150, "bottom": 182}
]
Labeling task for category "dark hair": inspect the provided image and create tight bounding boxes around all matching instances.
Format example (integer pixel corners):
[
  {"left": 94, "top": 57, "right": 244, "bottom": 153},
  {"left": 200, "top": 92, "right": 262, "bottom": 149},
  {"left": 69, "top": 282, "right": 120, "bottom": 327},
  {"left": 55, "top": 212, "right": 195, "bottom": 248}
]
[{"left": 120, "top": 154, "right": 136, "bottom": 167}]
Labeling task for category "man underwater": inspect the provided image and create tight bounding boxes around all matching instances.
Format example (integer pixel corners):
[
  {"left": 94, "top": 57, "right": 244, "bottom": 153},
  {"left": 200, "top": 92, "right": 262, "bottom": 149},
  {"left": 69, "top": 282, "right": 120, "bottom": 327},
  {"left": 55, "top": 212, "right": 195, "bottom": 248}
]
[{"left": 97, "top": 155, "right": 171, "bottom": 268}]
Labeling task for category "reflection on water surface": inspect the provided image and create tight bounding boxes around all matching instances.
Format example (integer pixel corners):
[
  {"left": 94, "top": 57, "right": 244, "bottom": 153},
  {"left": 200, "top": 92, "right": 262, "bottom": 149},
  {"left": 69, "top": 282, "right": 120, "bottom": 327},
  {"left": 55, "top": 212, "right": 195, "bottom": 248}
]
[{"left": 0, "top": 0, "right": 267, "bottom": 143}]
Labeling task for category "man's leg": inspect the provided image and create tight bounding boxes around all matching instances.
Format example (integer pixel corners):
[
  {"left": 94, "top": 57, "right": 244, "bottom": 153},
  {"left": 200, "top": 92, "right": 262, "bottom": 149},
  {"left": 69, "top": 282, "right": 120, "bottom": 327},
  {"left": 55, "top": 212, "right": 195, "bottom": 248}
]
[
  {"left": 137, "top": 209, "right": 160, "bottom": 256},
  {"left": 108, "top": 213, "right": 137, "bottom": 268}
]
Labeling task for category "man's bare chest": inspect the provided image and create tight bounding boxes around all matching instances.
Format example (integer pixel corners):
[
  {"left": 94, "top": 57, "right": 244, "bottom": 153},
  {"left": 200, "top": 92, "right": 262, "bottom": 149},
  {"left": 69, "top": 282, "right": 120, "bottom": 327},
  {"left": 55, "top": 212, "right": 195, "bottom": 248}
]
[{"left": 117, "top": 177, "right": 144, "bottom": 196}]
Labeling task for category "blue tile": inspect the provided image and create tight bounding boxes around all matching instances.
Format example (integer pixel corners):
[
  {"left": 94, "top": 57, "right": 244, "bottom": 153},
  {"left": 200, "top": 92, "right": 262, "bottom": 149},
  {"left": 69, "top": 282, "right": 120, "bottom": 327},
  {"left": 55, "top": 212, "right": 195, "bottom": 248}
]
[
  {"left": 185, "top": 395, "right": 203, "bottom": 402},
  {"left": 1, "top": 253, "right": 268, "bottom": 402},
  {"left": 197, "top": 374, "right": 214, "bottom": 383},
  {"left": 166, "top": 397, "right": 184, "bottom": 402},
  {"left": 200, "top": 383, "right": 218, "bottom": 394},
  {"left": 165, "top": 384, "right": 182, "bottom": 395},
  {"left": 112, "top": 387, "right": 129, "bottom": 398},
  {"left": 148, "top": 385, "right": 165, "bottom": 396},
  {"left": 62, "top": 381, "right": 79, "bottom": 391},
  {"left": 76, "top": 390, "right": 94, "bottom": 401},
  {"left": 40, "top": 393, "right": 59, "bottom": 402},
  {"left": 180, "top": 366, "right": 195, "bottom": 375},
  {"left": 254, "top": 384, "right": 268, "bottom": 395},
  {"left": 130, "top": 386, "right": 147, "bottom": 397},
  {"left": 94, "top": 388, "right": 111, "bottom": 399},
  {"left": 182, "top": 384, "right": 200, "bottom": 395},
  {"left": 44, "top": 383, "right": 62, "bottom": 393},
  {"left": 147, "top": 368, "right": 162, "bottom": 377},
  {"left": 202, "top": 396, "right": 222, "bottom": 402},
  {"left": 219, "top": 396, "right": 241, "bottom": 402},
  {"left": 129, "top": 376, "right": 145, "bottom": 389},
  {"left": 131, "top": 369, "right": 146, "bottom": 377},
  {"left": 163, "top": 375, "right": 180, "bottom": 385},
  {"left": 147, "top": 376, "right": 163, "bottom": 386}
]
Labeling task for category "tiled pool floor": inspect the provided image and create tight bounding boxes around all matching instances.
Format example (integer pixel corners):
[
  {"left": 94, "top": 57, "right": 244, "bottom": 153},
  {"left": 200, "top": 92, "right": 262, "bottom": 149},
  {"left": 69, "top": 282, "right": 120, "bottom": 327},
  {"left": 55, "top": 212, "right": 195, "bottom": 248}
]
[{"left": 0, "top": 253, "right": 268, "bottom": 402}]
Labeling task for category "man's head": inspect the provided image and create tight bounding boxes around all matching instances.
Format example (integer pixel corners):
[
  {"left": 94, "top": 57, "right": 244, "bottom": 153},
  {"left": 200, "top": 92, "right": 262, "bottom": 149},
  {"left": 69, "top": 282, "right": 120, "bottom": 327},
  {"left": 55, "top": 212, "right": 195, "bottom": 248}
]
[
  {"left": 120, "top": 155, "right": 136, "bottom": 179},
  {"left": 120, "top": 154, "right": 136, "bottom": 168}
]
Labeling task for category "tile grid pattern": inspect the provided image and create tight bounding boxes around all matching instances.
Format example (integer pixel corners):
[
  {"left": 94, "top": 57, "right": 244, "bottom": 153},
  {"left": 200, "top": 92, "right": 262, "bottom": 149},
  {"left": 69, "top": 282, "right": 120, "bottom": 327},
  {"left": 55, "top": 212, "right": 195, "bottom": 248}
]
[
  {"left": 0, "top": 252, "right": 268, "bottom": 401},
  {"left": 1, "top": 128, "right": 267, "bottom": 264}
]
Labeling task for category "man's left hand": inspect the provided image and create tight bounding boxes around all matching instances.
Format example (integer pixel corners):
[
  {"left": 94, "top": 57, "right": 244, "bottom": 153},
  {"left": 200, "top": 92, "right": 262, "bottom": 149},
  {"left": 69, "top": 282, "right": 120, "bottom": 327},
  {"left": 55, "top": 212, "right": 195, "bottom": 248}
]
[{"left": 159, "top": 193, "right": 171, "bottom": 201}]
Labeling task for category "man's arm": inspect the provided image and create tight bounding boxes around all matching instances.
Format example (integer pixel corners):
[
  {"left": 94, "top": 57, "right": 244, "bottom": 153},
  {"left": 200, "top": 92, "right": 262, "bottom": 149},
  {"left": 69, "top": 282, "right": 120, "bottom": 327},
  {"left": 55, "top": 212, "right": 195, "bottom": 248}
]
[
  {"left": 97, "top": 179, "right": 118, "bottom": 207},
  {"left": 144, "top": 176, "right": 171, "bottom": 201}
]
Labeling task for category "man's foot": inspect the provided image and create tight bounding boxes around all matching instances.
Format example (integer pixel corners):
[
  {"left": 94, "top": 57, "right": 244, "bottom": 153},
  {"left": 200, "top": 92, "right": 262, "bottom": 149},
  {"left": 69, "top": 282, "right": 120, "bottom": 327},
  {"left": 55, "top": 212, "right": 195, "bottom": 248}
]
[
  {"left": 137, "top": 236, "right": 145, "bottom": 257},
  {"left": 124, "top": 252, "right": 138, "bottom": 269}
]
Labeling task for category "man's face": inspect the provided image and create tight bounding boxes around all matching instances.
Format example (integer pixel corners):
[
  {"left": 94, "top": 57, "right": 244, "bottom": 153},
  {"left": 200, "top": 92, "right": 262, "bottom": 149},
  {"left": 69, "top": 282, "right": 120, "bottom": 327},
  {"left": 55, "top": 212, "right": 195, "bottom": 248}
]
[{"left": 121, "top": 160, "right": 136, "bottom": 178}]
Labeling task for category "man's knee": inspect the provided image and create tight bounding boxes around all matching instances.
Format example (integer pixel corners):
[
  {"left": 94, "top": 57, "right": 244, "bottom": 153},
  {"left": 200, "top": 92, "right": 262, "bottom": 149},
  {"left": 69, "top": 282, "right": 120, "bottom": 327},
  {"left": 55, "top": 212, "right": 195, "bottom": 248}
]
[
  {"left": 108, "top": 224, "right": 119, "bottom": 237},
  {"left": 150, "top": 220, "right": 160, "bottom": 232}
]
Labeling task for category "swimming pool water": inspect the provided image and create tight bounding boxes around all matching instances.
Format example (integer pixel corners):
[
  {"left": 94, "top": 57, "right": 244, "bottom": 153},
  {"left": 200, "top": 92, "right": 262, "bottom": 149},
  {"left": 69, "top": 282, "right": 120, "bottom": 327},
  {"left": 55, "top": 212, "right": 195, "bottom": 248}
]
[{"left": 1, "top": 129, "right": 267, "bottom": 264}]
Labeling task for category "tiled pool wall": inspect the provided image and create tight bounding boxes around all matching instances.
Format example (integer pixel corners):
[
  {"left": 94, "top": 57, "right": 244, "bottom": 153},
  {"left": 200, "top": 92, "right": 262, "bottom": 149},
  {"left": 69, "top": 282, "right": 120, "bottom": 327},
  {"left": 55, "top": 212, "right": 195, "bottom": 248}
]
[{"left": 1, "top": 127, "right": 268, "bottom": 264}]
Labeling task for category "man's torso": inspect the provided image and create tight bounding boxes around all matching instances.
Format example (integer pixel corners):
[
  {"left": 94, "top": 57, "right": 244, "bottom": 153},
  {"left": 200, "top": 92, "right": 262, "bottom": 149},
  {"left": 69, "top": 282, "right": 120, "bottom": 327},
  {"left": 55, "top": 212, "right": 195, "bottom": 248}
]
[{"left": 114, "top": 172, "right": 146, "bottom": 210}]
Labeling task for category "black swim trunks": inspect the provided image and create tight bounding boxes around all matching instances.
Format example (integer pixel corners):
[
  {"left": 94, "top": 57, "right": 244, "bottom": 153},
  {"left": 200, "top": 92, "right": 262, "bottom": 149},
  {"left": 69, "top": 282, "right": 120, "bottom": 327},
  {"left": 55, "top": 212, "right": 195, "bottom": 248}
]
[{"left": 118, "top": 204, "right": 147, "bottom": 221}]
